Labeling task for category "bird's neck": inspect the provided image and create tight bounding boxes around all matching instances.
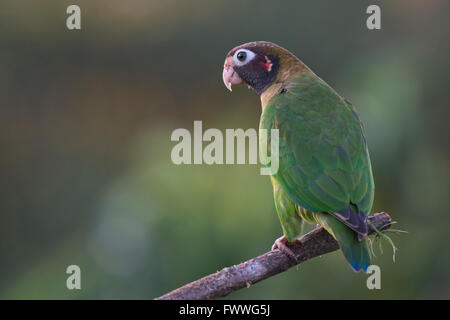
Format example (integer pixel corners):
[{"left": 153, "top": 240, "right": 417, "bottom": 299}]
[
  {"left": 260, "top": 65, "right": 314, "bottom": 111},
  {"left": 260, "top": 83, "right": 284, "bottom": 110}
]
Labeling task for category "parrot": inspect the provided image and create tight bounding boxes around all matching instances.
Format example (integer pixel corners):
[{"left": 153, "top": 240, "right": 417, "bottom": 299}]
[{"left": 222, "top": 41, "right": 375, "bottom": 272}]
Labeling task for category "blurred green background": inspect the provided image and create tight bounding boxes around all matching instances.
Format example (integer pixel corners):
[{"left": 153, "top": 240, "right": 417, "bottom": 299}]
[{"left": 1, "top": 0, "right": 449, "bottom": 299}]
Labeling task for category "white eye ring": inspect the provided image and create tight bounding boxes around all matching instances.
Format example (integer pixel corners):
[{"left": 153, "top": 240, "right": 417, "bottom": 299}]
[{"left": 232, "top": 49, "right": 256, "bottom": 66}]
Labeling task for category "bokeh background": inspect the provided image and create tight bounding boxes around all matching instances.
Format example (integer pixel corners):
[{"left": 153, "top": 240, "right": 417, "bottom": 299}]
[{"left": 1, "top": 0, "right": 449, "bottom": 299}]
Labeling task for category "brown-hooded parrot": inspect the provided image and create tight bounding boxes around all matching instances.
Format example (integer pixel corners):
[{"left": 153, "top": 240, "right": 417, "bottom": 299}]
[{"left": 222, "top": 41, "right": 374, "bottom": 272}]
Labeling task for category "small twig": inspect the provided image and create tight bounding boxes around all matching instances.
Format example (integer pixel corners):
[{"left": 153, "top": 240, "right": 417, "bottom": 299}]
[{"left": 155, "top": 212, "right": 391, "bottom": 300}]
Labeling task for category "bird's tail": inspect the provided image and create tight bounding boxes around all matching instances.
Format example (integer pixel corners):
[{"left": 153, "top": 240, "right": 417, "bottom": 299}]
[{"left": 314, "top": 213, "right": 371, "bottom": 273}]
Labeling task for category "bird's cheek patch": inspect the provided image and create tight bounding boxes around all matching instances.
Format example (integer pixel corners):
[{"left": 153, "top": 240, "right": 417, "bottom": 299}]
[{"left": 259, "top": 56, "right": 273, "bottom": 72}]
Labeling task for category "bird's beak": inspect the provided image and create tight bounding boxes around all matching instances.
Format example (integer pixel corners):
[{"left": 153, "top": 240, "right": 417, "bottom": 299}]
[{"left": 222, "top": 59, "right": 243, "bottom": 91}]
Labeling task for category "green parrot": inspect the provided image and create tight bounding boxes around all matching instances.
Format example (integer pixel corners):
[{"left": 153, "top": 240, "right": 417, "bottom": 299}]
[{"left": 222, "top": 41, "right": 374, "bottom": 272}]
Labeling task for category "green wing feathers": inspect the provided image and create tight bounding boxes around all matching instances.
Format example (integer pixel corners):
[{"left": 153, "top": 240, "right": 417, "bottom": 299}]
[
  {"left": 260, "top": 73, "right": 374, "bottom": 272},
  {"left": 260, "top": 74, "right": 374, "bottom": 216}
]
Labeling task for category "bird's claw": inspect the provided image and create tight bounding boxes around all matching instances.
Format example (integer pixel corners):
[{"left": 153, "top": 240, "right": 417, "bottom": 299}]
[{"left": 271, "top": 235, "right": 301, "bottom": 262}]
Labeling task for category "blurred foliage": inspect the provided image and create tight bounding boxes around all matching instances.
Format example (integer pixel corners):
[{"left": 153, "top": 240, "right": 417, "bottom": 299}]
[{"left": 0, "top": 0, "right": 449, "bottom": 299}]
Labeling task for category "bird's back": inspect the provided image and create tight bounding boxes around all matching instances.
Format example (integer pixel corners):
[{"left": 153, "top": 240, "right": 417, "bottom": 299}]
[{"left": 260, "top": 72, "right": 375, "bottom": 222}]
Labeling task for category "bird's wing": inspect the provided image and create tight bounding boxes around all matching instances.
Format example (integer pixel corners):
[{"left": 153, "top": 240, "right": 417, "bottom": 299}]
[{"left": 260, "top": 74, "right": 374, "bottom": 235}]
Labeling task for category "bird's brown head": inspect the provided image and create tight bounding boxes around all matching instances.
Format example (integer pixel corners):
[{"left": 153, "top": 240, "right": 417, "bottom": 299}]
[{"left": 222, "top": 41, "right": 303, "bottom": 95}]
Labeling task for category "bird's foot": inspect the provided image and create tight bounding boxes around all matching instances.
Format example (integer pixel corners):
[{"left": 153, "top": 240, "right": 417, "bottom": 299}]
[{"left": 271, "top": 235, "right": 301, "bottom": 261}]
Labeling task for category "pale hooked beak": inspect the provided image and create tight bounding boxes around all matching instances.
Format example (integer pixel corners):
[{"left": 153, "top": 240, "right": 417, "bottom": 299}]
[{"left": 222, "top": 61, "right": 243, "bottom": 91}]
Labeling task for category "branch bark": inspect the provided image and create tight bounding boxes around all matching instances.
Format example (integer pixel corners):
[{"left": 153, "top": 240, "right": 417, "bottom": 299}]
[{"left": 155, "top": 212, "right": 391, "bottom": 300}]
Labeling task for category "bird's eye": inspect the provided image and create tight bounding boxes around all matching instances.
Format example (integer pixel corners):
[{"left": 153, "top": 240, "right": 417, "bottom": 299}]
[
  {"left": 237, "top": 51, "right": 246, "bottom": 61},
  {"left": 232, "top": 49, "right": 255, "bottom": 66}
]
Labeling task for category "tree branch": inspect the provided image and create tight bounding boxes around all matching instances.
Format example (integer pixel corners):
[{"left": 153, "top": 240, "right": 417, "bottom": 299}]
[{"left": 155, "top": 212, "right": 391, "bottom": 300}]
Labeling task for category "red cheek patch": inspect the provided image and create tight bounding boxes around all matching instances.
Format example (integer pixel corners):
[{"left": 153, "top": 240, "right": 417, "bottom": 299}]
[{"left": 260, "top": 56, "right": 272, "bottom": 72}]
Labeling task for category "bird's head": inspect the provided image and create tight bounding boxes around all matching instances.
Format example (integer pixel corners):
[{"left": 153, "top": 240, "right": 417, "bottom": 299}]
[{"left": 222, "top": 41, "right": 305, "bottom": 96}]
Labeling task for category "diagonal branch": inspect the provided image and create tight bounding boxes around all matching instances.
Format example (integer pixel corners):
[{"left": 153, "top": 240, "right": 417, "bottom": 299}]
[{"left": 155, "top": 212, "right": 391, "bottom": 300}]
